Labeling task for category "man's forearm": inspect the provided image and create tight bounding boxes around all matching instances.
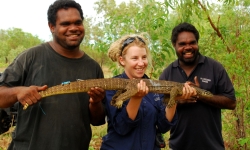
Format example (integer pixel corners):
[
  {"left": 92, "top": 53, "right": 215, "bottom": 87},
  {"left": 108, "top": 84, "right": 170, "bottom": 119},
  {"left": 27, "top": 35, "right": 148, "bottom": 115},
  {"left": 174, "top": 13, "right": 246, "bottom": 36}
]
[
  {"left": 198, "top": 95, "right": 236, "bottom": 110},
  {"left": 0, "top": 86, "right": 18, "bottom": 108},
  {"left": 89, "top": 101, "right": 106, "bottom": 126}
]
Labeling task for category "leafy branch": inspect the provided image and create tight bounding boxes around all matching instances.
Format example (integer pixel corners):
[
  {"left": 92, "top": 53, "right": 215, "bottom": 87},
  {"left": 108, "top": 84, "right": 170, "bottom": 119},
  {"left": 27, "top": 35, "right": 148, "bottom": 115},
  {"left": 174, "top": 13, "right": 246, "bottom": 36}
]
[{"left": 198, "top": 1, "right": 232, "bottom": 53}]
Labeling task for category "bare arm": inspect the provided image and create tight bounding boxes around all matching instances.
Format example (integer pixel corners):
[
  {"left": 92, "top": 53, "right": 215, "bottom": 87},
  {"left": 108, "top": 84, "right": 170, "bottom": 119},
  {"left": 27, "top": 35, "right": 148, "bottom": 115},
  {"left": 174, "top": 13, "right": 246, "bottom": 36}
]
[
  {"left": 189, "top": 76, "right": 236, "bottom": 110},
  {"left": 88, "top": 87, "right": 106, "bottom": 125},
  {"left": 0, "top": 86, "right": 20, "bottom": 108},
  {"left": 198, "top": 95, "right": 236, "bottom": 110},
  {"left": 165, "top": 104, "right": 177, "bottom": 122},
  {"left": 0, "top": 85, "right": 47, "bottom": 108},
  {"left": 126, "top": 80, "right": 148, "bottom": 120}
]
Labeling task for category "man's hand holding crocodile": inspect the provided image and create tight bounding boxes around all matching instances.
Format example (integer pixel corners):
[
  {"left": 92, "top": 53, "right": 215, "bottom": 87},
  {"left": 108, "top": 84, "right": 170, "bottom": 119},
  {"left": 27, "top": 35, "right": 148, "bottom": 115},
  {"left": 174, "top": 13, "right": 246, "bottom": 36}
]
[
  {"left": 175, "top": 81, "right": 198, "bottom": 104},
  {"left": 88, "top": 87, "right": 106, "bottom": 125},
  {"left": 0, "top": 85, "right": 47, "bottom": 109},
  {"left": 166, "top": 83, "right": 197, "bottom": 122},
  {"left": 21, "top": 85, "right": 48, "bottom": 109}
]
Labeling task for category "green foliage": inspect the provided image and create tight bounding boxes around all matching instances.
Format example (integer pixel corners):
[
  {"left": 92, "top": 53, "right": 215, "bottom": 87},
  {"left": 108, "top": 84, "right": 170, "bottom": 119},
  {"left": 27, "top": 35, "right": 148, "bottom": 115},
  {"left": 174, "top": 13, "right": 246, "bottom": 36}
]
[
  {"left": 0, "top": 127, "right": 14, "bottom": 150},
  {"left": 238, "top": 138, "right": 250, "bottom": 147},
  {"left": 0, "top": 63, "right": 7, "bottom": 68},
  {"left": 92, "top": 0, "right": 177, "bottom": 78},
  {"left": 0, "top": 28, "right": 43, "bottom": 64},
  {"left": 7, "top": 46, "right": 26, "bottom": 63},
  {"left": 89, "top": 125, "right": 107, "bottom": 150}
]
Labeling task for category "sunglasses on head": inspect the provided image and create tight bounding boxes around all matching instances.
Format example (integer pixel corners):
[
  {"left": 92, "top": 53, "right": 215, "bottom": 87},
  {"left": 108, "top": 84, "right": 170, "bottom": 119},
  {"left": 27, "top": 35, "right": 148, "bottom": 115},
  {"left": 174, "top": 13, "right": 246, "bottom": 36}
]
[{"left": 120, "top": 36, "right": 146, "bottom": 55}]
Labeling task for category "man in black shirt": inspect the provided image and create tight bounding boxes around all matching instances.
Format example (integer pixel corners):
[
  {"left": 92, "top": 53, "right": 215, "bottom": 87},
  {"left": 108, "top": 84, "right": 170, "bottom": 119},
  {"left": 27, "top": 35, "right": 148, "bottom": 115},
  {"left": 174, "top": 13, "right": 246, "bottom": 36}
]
[
  {"left": 0, "top": 1, "right": 106, "bottom": 149},
  {"left": 159, "top": 22, "right": 236, "bottom": 150}
]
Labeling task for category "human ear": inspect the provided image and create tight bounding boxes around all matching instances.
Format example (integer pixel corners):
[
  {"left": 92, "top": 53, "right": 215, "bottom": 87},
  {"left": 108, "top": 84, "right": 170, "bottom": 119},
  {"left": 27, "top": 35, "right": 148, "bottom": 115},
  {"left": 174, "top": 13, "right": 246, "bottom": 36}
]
[
  {"left": 119, "top": 56, "right": 125, "bottom": 66},
  {"left": 48, "top": 22, "right": 55, "bottom": 33}
]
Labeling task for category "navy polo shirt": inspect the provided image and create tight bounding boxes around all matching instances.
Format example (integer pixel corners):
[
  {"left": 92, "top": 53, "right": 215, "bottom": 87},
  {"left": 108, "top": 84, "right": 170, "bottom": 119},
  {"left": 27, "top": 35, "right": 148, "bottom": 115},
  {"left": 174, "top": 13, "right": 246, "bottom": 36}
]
[{"left": 159, "top": 54, "right": 236, "bottom": 150}]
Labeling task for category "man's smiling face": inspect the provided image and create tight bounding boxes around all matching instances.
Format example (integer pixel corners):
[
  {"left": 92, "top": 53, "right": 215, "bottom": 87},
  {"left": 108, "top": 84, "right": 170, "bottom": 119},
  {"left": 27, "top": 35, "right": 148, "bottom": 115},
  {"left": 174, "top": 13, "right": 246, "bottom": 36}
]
[{"left": 173, "top": 31, "right": 199, "bottom": 65}]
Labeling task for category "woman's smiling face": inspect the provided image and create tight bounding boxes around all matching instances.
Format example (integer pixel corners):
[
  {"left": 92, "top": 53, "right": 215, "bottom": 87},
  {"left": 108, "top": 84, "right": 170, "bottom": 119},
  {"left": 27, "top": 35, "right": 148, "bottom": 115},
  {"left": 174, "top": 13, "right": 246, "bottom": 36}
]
[{"left": 119, "top": 46, "right": 148, "bottom": 79}]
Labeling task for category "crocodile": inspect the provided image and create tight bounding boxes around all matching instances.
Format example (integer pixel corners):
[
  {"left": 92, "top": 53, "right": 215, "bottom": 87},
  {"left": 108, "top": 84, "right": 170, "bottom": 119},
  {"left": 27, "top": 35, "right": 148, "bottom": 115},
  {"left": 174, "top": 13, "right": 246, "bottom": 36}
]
[{"left": 35, "top": 78, "right": 213, "bottom": 109}]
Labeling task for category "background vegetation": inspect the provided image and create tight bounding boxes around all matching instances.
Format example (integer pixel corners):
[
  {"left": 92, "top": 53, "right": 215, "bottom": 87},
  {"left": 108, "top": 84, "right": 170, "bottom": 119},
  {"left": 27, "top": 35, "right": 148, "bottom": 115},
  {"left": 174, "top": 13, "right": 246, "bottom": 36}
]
[{"left": 1, "top": 0, "right": 249, "bottom": 149}]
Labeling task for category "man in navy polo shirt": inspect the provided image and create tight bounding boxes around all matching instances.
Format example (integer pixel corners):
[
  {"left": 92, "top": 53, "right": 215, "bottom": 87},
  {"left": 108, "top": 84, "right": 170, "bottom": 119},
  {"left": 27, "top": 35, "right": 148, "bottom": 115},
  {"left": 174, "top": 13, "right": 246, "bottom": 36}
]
[{"left": 159, "top": 22, "right": 236, "bottom": 150}]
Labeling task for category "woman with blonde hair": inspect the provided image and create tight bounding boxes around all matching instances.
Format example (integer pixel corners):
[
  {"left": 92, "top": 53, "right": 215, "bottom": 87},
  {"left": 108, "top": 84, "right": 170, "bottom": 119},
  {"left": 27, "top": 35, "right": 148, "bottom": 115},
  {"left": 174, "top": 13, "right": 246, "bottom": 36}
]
[{"left": 101, "top": 34, "right": 197, "bottom": 150}]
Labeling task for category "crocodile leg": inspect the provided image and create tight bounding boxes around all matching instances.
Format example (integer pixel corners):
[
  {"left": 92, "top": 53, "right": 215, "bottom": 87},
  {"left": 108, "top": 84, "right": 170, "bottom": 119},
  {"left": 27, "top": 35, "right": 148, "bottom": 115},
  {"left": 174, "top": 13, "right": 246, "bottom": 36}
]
[
  {"left": 163, "top": 94, "right": 170, "bottom": 106},
  {"left": 112, "top": 81, "right": 138, "bottom": 108},
  {"left": 167, "top": 86, "right": 181, "bottom": 108},
  {"left": 114, "top": 90, "right": 137, "bottom": 108},
  {"left": 110, "top": 90, "right": 125, "bottom": 106}
]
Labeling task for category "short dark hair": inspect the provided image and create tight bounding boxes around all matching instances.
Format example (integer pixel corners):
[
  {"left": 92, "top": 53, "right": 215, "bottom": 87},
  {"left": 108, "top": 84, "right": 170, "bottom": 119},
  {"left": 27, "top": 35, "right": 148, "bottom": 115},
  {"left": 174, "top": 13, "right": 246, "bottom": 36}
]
[
  {"left": 171, "top": 22, "right": 200, "bottom": 44},
  {"left": 47, "top": 0, "right": 84, "bottom": 26}
]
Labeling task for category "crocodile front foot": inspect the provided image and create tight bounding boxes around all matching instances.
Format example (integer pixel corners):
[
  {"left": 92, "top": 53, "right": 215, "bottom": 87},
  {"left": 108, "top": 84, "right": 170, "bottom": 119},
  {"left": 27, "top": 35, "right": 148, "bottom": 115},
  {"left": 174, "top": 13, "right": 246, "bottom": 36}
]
[
  {"left": 114, "top": 100, "right": 123, "bottom": 109},
  {"left": 110, "top": 90, "right": 125, "bottom": 108},
  {"left": 166, "top": 98, "right": 177, "bottom": 108}
]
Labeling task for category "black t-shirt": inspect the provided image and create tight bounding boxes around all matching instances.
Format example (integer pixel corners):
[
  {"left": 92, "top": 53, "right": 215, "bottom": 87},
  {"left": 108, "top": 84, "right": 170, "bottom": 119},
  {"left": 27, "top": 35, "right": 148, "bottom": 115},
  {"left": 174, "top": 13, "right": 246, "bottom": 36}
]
[
  {"left": 0, "top": 43, "right": 104, "bottom": 150},
  {"left": 159, "top": 54, "right": 235, "bottom": 150}
]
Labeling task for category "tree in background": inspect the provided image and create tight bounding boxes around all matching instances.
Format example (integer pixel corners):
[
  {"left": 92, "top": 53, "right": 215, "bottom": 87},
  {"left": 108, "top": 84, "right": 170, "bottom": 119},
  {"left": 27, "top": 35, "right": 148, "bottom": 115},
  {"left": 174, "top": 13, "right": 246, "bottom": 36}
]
[{"left": 0, "top": 28, "right": 42, "bottom": 64}]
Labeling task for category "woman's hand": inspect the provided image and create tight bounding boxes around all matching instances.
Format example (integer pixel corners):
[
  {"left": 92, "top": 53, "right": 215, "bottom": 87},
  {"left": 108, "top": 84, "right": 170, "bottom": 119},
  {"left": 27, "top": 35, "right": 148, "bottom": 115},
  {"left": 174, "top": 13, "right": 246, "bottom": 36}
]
[
  {"left": 127, "top": 80, "right": 149, "bottom": 120},
  {"left": 132, "top": 80, "right": 149, "bottom": 98}
]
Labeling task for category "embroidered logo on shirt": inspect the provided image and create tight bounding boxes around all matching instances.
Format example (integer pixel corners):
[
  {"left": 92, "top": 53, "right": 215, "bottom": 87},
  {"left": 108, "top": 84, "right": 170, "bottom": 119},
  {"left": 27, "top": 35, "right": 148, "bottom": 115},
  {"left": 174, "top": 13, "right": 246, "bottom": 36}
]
[
  {"left": 200, "top": 77, "right": 211, "bottom": 83},
  {"left": 154, "top": 93, "right": 161, "bottom": 101}
]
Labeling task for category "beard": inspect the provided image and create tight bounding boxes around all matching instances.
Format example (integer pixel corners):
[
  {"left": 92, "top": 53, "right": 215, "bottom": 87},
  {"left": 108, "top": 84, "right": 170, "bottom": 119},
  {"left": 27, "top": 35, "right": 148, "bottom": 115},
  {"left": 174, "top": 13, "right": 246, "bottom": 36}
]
[
  {"left": 178, "top": 49, "right": 200, "bottom": 66},
  {"left": 53, "top": 34, "right": 84, "bottom": 50}
]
